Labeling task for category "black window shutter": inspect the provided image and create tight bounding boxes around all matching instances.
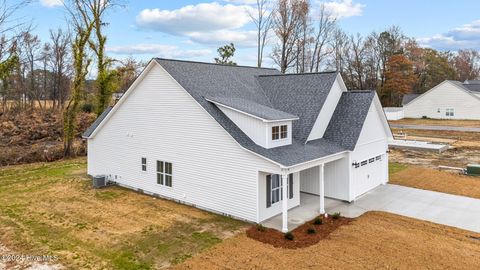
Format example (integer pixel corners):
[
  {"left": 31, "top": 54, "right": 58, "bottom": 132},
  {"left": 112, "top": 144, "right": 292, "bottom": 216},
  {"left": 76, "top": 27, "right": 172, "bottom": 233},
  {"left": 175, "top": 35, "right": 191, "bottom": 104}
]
[
  {"left": 266, "top": 175, "right": 271, "bottom": 208},
  {"left": 288, "top": 174, "right": 293, "bottom": 199}
]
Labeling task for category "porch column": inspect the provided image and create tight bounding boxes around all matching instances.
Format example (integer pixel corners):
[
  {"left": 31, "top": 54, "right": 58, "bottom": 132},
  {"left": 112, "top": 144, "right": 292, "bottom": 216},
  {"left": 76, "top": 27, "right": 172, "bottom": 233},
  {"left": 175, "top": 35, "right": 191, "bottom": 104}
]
[
  {"left": 281, "top": 173, "right": 289, "bottom": 233},
  {"left": 319, "top": 163, "right": 325, "bottom": 214}
]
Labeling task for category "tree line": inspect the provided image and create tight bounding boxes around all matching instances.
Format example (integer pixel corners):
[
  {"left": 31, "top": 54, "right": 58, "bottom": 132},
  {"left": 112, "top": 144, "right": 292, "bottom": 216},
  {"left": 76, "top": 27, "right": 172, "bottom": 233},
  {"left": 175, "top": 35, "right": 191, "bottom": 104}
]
[
  {"left": 244, "top": 0, "right": 480, "bottom": 106},
  {"left": 1, "top": 0, "right": 479, "bottom": 157}
]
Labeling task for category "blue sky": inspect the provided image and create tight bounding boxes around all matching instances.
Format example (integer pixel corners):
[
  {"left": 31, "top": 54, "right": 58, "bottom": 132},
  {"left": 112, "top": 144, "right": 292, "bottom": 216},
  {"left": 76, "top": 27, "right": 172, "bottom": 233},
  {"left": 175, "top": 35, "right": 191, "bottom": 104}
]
[{"left": 19, "top": 0, "right": 480, "bottom": 67}]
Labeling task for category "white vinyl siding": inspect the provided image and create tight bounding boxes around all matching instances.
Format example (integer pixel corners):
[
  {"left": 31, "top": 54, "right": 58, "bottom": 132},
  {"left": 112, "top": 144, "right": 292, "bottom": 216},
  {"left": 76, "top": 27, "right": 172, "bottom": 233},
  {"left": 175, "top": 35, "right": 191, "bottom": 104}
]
[
  {"left": 218, "top": 105, "right": 269, "bottom": 147},
  {"left": 404, "top": 81, "right": 480, "bottom": 120},
  {"left": 351, "top": 100, "right": 389, "bottom": 199},
  {"left": 258, "top": 171, "right": 299, "bottom": 222},
  {"left": 307, "top": 75, "right": 346, "bottom": 141},
  {"left": 87, "top": 62, "right": 280, "bottom": 223},
  {"left": 266, "top": 121, "right": 292, "bottom": 148}
]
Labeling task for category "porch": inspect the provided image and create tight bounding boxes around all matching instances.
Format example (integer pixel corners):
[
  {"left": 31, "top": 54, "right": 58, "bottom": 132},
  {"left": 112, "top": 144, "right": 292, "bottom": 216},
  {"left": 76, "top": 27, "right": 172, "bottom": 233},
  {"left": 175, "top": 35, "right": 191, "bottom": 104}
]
[{"left": 262, "top": 192, "right": 362, "bottom": 231}]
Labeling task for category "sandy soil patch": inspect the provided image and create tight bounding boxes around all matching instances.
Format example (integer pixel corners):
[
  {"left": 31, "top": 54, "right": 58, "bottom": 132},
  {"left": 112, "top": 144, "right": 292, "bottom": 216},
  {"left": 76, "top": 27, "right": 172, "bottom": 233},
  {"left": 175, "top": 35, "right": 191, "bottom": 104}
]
[
  {"left": 176, "top": 211, "right": 480, "bottom": 269},
  {"left": 390, "top": 118, "right": 480, "bottom": 127},
  {"left": 389, "top": 129, "right": 480, "bottom": 168},
  {"left": 0, "top": 158, "right": 247, "bottom": 269},
  {"left": 390, "top": 165, "right": 480, "bottom": 199}
]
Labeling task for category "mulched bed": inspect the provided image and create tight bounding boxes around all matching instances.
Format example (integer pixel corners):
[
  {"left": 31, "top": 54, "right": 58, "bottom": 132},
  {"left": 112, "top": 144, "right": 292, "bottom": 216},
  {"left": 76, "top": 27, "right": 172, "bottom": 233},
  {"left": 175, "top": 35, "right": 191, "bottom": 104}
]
[{"left": 246, "top": 214, "right": 354, "bottom": 249}]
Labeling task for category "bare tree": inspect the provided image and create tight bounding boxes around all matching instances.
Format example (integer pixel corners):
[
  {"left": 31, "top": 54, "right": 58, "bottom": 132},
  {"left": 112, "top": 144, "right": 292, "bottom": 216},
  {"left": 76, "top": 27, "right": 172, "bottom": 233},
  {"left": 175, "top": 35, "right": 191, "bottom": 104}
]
[
  {"left": 21, "top": 32, "right": 41, "bottom": 108},
  {"left": 249, "top": 0, "right": 273, "bottom": 67},
  {"left": 49, "top": 28, "right": 71, "bottom": 110},
  {"left": 309, "top": 4, "right": 336, "bottom": 72},
  {"left": 271, "top": 0, "right": 309, "bottom": 73}
]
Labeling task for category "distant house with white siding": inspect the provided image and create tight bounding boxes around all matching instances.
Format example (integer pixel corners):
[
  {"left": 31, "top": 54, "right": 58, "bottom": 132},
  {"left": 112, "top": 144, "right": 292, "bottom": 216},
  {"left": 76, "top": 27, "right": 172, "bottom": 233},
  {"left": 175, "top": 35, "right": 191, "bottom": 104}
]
[
  {"left": 83, "top": 58, "right": 392, "bottom": 232},
  {"left": 403, "top": 80, "right": 480, "bottom": 120}
]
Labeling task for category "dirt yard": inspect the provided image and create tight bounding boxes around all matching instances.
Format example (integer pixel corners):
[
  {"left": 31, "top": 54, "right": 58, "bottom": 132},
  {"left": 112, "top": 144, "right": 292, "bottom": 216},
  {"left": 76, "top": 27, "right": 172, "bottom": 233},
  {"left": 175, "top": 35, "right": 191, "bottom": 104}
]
[
  {"left": 389, "top": 163, "right": 480, "bottom": 199},
  {"left": 390, "top": 128, "right": 480, "bottom": 168},
  {"left": 390, "top": 118, "right": 480, "bottom": 127},
  {"left": 176, "top": 211, "right": 480, "bottom": 269},
  {"left": 0, "top": 110, "right": 95, "bottom": 166},
  {"left": 0, "top": 158, "right": 246, "bottom": 269}
]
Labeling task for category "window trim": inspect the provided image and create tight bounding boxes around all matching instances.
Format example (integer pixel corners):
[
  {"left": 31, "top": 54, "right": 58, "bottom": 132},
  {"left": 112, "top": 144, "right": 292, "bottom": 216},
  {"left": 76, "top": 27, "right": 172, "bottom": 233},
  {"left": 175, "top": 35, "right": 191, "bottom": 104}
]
[
  {"left": 446, "top": 108, "right": 454, "bottom": 117},
  {"left": 272, "top": 125, "right": 288, "bottom": 141},
  {"left": 156, "top": 160, "right": 173, "bottom": 187},
  {"left": 141, "top": 157, "right": 147, "bottom": 172},
  {"left": 268, "top": 174, "right": 293, "bottom": 206}
]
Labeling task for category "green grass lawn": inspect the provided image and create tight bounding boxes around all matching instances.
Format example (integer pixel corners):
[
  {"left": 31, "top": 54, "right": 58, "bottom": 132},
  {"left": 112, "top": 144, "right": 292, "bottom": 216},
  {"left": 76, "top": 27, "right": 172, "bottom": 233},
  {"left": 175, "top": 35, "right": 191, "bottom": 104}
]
[
  {"left": 0, "top": 158, "right": 246, "bottom": 269},
  {"left": 389, "top": 162, "right": 408, "bottom": 177}
]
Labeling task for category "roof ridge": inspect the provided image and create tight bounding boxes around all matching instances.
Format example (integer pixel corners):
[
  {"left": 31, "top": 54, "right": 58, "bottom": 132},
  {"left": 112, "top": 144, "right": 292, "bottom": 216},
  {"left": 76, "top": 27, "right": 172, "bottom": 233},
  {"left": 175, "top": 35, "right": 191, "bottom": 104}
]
[
  {"left": 257, "top": 71, "right": 337, "bottom": 77},
  {"left": 155, "top": 58, "right": 278, "bottom": 71}
]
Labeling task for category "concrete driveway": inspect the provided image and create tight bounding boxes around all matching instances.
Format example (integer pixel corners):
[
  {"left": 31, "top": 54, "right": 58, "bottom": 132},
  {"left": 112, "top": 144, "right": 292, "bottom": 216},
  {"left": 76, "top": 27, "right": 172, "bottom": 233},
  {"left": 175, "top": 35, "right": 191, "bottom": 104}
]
[
  {"left": 263, "top": 184, "right": 480, "bottom": 233},
  {"left": 330, "top": 184, "right": 480, "bottom": 233},
  {"left": 390, "top": 124, "right": 480, "bottom": 132}
]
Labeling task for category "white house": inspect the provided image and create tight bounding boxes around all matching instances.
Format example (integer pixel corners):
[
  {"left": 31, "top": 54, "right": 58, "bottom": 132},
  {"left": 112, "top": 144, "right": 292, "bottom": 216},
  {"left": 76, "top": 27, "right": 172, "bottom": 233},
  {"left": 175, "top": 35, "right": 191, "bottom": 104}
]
[
  {"left": 403, "top": 80, "right": 480, "bottom": 120},
  {"left": 83, "top": 58, "right": 392, "bottom": 232}
]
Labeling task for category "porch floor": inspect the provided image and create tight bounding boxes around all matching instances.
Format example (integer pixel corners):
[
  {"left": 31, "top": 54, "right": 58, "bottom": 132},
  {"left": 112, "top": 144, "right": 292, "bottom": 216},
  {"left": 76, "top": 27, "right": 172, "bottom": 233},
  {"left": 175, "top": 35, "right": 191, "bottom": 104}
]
[{"left": 262, "top": 192, "right": 352, "bottom": 231}]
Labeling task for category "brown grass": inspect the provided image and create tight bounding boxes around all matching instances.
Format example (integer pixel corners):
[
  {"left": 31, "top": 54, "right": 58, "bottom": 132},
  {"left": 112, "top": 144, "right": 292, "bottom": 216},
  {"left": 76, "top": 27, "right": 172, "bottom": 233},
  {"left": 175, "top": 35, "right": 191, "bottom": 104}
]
[
  {"left": 0, "top": 158, "right": 247, "bottom": 269},
  {"left": 390, "top": 165, "right": 480, "bottom": 199},
  {"left": 390, "top": 118, "right": 480, "bottom": 127},
  {"left": 175, "top": 211, "right": 480, "bottom": 269}
]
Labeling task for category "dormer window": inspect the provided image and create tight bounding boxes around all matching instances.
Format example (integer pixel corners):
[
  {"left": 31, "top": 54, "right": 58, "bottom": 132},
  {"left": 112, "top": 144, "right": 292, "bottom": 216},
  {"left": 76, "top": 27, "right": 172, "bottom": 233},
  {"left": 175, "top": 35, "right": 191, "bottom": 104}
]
[{"left": 272, "top": 125, "right": 288, "bottom": 140}]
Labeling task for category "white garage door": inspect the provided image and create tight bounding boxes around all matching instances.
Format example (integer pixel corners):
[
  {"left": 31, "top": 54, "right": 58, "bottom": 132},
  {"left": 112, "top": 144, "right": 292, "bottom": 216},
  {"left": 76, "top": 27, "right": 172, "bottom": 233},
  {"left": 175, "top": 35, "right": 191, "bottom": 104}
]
[{"left": 353, "top": 154, "right": 385, "bottom": 198}]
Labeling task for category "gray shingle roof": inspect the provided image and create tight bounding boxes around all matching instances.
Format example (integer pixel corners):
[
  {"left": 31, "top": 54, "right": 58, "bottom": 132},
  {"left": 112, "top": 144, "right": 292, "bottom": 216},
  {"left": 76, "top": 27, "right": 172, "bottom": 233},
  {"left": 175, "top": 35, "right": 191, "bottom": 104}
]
[
  {"left": 402, "top": 94, "right": 420, "bottom": 105},
  {"left": 84, "top": 58, "right": 377, "bottom": 167},
  {"left": 205, "top": 96, "right": 299, "bottom": 121},
  {"left": 257, "top": 72, "right": 338, "bottom": 142},
  {"left": 82, "top": 106, "right": 112, "bottom": 138},
  {"left": 462, "top": 83, "right": 480, "bottom": 93},
  {"left": 323, "top": 91, "right": 375, "bottom": 150}
]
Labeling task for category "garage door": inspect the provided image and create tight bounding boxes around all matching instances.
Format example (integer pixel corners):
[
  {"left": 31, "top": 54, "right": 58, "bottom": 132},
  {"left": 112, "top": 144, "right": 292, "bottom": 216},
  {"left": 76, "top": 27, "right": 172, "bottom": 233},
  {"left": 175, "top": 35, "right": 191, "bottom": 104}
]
[{"left": 353, "top": 154, "right": 385, "bottom": 198}]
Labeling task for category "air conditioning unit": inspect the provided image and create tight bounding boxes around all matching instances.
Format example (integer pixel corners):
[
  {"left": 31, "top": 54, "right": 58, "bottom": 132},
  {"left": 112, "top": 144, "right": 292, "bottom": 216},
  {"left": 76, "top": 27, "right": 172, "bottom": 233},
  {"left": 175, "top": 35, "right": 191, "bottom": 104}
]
[{"left": 93, "top": 175, "right": 106, "bottom": 188}]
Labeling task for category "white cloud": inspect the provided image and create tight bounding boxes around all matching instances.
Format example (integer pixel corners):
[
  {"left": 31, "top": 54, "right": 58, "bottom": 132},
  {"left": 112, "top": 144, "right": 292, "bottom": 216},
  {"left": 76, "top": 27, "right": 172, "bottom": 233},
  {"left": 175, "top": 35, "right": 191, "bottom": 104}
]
[
  {"left": 320, "top": 0, "right": 364, "bottom": 19},
  {"left": 106, "top": 44, "right": 212, "bottom": 58},
  {"left": 189, "top": 30, "right": 257, "bottom": 47},
  {"left": 223, "top": 0, "right": 258, "bottom": 4},
  {"left": 40, "top": 0, "right": 63, "bottom": 8},
  {"left": 136, "top": 2, "right": 253, "bottom": 35},
  {"left": 135, "top": 2, "right": 257, "bottom": 47},
  {"left": 418, "top": 20, "right": 480, "bottom": 50}
]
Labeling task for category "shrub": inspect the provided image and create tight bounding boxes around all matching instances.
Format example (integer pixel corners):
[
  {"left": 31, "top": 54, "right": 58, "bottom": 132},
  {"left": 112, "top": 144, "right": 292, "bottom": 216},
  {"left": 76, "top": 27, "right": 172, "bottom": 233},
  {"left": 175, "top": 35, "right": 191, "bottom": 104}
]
[
  {"left": 332, "top": 212, "right": 341, "bottom": 220},
  {"left": 81, "top": 103, "right": 94, "bottom": 113},
  {"left": 313, "top": 217, "right": 323, "bottom": 225},
  {"left": 284, "top": 232, "right": 294, "bottom": 240},
  {"left": 307, "top": 227, "right": 316, "bottom": 234},
  {"left": 256, "top": 224, "right": 266, "bottom": 232}
]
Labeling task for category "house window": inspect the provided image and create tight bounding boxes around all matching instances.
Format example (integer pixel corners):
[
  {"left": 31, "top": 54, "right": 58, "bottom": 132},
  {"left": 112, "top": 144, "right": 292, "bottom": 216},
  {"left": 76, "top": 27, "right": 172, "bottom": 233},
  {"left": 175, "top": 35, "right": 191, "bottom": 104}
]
[
  {"left": 141, "top": 157, "right": 147, "bottom": 171},
  {"left": 361, "top": 160, "right": 368, "bottom": 166},
  {"left": 446, "top": 108, "right": 454, "bottom": 117},
  {"left": 272, "top": 125, "right": 288, "bottom": 140},
  {"left": 280, "top": 125, "right": 288, "bottom": 139},
  {"left": 369, "top": 158, "right": 375, "bottom": 163},
  {"left": 376, "top": 155, "right": 382, "bottom": 161},
  {"left": 272, "top": 126, "right": 279, "bottom": 140},
  {"left": 271, "top": 175, "right": 282, "bottom": 204},
  {"left": 437, "top": 108, "right": 441, "bottom": 113},
  {"left": 266, "top": 174, "right": 293, "bottom": 207},
  {"left": 157, "top": 161, "right": 172, "bottom": 187}
]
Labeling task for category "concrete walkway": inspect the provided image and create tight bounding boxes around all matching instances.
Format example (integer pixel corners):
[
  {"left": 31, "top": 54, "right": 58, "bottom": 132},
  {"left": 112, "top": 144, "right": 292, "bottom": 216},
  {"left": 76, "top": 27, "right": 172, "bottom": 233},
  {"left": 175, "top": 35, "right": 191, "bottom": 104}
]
[
  {"left": 263, "top": 184, "right": 480, "bottom": 233},
  {"left": 390, "top": 124, "right": 480, "bottom": 132}
]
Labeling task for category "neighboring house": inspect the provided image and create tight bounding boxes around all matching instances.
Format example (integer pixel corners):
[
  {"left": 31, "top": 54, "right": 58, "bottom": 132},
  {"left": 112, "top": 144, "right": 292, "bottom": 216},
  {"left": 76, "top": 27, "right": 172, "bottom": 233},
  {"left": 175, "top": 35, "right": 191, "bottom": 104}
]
[
  {"left": 403, "top": 80, "right": 480, "bottom": 119},
  {"left": 83, "top": 58, "right": 392, "bottom": 232}
]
